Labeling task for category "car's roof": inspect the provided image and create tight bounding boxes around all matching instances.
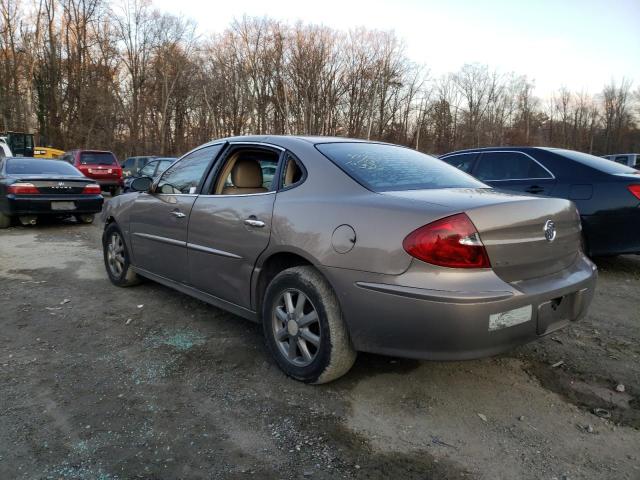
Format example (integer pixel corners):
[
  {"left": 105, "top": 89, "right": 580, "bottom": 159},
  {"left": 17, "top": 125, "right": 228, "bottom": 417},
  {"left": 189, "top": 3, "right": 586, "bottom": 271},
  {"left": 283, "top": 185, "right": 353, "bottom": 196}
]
[
  {"left": 200, "top": 135, "right": 379, "bottom": 150},
  {"left": 441, "top": 146, "right": 553, "bottom": 156}
]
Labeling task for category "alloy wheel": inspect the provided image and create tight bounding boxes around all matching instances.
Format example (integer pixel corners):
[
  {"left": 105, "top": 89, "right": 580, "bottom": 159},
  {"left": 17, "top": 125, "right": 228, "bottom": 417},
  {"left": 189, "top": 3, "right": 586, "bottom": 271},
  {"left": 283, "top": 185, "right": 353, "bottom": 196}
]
[
  {"left": 107, "top": 232, "right": 126, "bottom": 278},
  {"left": 271, "top": 289, "right": 322, "bottom": 367}
]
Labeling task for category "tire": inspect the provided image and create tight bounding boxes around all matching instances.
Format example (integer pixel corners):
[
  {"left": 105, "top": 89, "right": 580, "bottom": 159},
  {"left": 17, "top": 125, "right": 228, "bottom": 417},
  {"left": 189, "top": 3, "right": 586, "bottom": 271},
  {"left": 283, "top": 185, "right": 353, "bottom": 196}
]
[
  {"left": 262, "top": 266, "right": 356, "bottom": 384},
  {"left": 77, "top": 213, "right": 94, "bottom": 224},
  {"left": 102, "top": 223, "right": 141, "bottom": 287},
  {"left": 109, "top": 187, "right": 121, "bottom": 197},
  {"left": 0, "top": 211, "right": 11, "bottom": 229}
]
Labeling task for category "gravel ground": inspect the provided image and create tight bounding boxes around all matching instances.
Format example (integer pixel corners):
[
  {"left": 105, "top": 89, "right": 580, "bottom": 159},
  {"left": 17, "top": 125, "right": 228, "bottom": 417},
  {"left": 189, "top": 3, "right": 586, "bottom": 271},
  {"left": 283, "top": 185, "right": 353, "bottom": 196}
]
[{"left": 0, "top": 209, "right": 638, "bottom": 480}]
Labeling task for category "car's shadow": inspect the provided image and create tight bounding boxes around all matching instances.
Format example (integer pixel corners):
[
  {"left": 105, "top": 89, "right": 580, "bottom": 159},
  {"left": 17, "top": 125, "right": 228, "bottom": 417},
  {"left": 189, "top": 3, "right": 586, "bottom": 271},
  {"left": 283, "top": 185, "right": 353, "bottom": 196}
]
[{"left": 592, "top": 254, "right": 640, "bottom": 274}]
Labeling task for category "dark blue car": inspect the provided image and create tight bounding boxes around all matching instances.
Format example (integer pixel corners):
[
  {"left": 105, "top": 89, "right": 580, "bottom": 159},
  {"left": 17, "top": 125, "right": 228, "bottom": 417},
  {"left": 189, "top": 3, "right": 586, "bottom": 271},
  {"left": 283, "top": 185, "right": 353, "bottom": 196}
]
[{"left": 440, "top": 147, "right": 640, "bottom": 257}]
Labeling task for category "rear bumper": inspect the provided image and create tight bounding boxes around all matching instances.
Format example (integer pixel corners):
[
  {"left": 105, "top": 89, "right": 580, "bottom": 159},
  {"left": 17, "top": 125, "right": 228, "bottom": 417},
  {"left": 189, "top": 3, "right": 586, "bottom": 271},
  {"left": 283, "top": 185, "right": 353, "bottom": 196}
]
[
  {"left": 2, "top": 194, "right": 104, "bottom": 216},
  {"left": 321, "top": 254, "right": 597, "bottom": 360},
  {"left": 582, "top": 210, "right": 640, "bottom": 256}
]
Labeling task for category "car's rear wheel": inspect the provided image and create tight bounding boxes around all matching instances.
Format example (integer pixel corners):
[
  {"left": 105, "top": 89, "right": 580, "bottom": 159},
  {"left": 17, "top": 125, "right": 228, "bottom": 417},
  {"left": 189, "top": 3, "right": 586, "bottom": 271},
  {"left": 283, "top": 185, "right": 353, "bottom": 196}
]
[
  {"left": 77, "top": 214, "right": 94, "bottom": 224},
  {"left": 262, "top": 266, "right": 356, "bottom": 384},
  {"left": 0, "top": 211, "right": 11, "bottom": 229},
  {"left": 103, "top": 223, "right": 141, "bottom": 287},
  {"left": 109, "top": 186, "right": 121, "bottom": 197}
]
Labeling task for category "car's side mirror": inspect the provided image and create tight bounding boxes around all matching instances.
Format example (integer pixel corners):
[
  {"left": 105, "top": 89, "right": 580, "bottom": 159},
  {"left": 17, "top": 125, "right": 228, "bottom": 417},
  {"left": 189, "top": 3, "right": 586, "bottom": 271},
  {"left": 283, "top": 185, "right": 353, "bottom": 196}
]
[{"left": 130, "top": 176, "right": 153, "bottom": 192}]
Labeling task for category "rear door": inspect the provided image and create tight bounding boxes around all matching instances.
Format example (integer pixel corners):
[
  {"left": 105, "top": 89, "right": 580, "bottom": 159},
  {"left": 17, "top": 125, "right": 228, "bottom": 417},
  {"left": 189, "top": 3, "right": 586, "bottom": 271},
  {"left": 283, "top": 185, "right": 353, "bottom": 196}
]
[
  {"left": 129, "top": 144, "right": 223, "bottom": 283},
  {"left": 473, "top": 151, "right": 556, "bottom": 195},
  {"left": 187, "top": 143, "right": 282, "bottom": 308}
]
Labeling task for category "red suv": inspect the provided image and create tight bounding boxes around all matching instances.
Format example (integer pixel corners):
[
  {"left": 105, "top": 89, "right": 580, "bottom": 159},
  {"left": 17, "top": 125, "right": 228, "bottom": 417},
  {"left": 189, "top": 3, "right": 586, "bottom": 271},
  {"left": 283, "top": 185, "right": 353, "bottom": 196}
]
[{"left": 60, "top": 150, "right": 123, "bottom": 195}]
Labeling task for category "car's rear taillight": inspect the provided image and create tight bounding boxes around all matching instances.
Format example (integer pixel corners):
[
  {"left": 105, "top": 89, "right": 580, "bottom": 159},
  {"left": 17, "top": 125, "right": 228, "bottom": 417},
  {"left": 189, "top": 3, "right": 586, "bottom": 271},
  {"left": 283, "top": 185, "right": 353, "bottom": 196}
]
[
  {"left": 8, "top": 182, "right": 40, "bottom": 195},
  {"left": 403, "top": 213, "right": 491, "bottom": 268},
  {"left": 82, "top": 184, "right": 102, "bottom": 194},
  {"left": 627, "top": 185, "right": 640, "bottom": 200}
]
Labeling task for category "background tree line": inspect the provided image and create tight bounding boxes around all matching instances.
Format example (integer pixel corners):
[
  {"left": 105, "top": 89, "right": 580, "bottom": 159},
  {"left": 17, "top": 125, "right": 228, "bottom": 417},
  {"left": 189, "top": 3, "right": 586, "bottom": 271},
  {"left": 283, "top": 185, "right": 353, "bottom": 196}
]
[{"left": 1, "top": 0, "right": 639, "bottom": 159}]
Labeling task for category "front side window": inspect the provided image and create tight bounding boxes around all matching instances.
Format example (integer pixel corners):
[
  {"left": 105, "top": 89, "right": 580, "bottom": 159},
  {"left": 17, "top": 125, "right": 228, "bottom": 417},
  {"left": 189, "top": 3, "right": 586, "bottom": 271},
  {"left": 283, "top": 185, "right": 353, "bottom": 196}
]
[
  {"left": 475, "top": 152, "right": 552, "bottom": 181},
  {"left": 157, "top": 145, "right": 222, "bottom": 194},
  {"left": 316, "top": 142, "right": 485, "bottom": 192},
  {"left": 442, "top": 153, "right": 476, "bottom": 173},
  {"left": 139, "top": 161, "right": 157, "bottom": 177}
]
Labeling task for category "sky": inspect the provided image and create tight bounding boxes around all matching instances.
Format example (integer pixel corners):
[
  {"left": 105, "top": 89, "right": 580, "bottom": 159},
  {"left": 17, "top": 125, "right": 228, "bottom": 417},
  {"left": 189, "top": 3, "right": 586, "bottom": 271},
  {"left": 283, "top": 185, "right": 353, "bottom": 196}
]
[{"left": 153, "top": 0, "right": 640, "bottom": 98}]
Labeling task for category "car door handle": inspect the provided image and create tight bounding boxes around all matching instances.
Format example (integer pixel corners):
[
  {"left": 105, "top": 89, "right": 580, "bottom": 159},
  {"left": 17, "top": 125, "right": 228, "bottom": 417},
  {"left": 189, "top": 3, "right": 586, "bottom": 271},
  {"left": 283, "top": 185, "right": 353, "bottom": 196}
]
[
  {"left": 525, "top": 186, "right": 544, "bottom": 194},
  {"left": 170, "top": 210, "right": 186, "bottom": 218},
  {"left": 244, "top": 218, "right": 265, "bottom": 228}
]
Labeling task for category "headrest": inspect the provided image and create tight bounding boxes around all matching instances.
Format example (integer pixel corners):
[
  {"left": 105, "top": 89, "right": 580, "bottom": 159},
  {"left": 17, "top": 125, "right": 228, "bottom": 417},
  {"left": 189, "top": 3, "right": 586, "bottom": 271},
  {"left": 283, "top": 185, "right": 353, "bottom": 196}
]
[{"left": 231, "top": 158, "right": 263, "bottom": 188}]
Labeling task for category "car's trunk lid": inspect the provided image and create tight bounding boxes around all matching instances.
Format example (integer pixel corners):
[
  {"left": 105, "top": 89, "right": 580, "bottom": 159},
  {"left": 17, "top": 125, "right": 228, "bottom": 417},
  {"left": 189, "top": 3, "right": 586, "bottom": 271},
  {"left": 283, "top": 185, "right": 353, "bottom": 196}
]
[
  {"left": 383, "top": 188, "right": 581, "bottom": 282},
  {"left": 9, "top": 175, "right": 91, "bottom": 194}
]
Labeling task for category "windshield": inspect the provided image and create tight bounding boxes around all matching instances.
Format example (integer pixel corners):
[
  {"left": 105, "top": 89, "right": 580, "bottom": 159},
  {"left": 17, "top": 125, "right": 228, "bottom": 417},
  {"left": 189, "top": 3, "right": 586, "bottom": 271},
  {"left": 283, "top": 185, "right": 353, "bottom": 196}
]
[
  {"left": 316, "top": 142, "right": 487, "bottom": 192},
  {"left": 80, "top": 152, "right": 117, "bottom": 165},
  {"left": 553, "top": 149, "right": 638, "bottom": 174},
  {"left": 7, "top": 158, "right": 82, "bottom": 176}
]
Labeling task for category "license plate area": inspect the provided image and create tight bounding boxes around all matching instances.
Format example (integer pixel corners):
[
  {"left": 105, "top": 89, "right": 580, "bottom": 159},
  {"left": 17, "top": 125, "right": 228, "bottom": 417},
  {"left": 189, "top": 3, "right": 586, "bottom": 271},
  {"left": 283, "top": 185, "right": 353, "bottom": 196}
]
[{"left": 51, "top": 201, "right": 76, "bottom": 211}]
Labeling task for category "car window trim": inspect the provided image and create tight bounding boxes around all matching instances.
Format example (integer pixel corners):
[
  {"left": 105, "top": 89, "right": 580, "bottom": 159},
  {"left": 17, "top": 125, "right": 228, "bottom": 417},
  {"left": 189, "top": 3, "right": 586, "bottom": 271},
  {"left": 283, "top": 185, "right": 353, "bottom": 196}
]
[
  {"left": 199, "top": 141, "right": 285, "bottom": 197},
  {"left": 475, "top": 150, "right": 556, "bottom": 181}
]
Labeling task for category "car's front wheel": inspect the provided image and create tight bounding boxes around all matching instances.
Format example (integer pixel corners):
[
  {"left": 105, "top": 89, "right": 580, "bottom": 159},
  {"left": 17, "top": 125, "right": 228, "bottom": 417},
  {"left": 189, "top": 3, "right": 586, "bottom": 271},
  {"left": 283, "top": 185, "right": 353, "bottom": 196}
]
[
  {"left": 103, "top": 223, "right": 141, "bottom": 287},
  {"left": 262, "top": 266, "right": 356, "bottom": 384}
]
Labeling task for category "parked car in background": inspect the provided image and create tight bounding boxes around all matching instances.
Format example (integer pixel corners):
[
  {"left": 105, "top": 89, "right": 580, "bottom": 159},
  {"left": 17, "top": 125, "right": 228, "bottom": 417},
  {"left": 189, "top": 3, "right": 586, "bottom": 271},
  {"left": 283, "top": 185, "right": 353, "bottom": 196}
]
[
  {"left": 603, "top": 153, "right": 640, "bottom": 169},
  {"left": 0, "top": 138, "right": 12, "bottom": 159},
  {"left": 60, "top": 149, "right": 123, "bottom": 196},
  {"left": 440, "top": 147, "right": 640, "bottom": 257},
  {"left": 0, "top": 157, "right": 103, "bottom": 228},
  {"left": 122, "top": 156, "right": 158, "bottom": 178},
  {"left": 101, "top": 136, "right": 596, "bottom": 383},
  {"left": 122, "top": 157, "right": 176, "bottom": 192}
]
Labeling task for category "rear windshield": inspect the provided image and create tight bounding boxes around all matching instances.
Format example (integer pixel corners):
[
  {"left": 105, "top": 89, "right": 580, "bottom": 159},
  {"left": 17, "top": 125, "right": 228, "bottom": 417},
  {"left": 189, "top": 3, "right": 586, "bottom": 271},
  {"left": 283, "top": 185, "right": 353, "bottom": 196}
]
[
  {"left": 316, "top": 142, "right": 486, "bottom": 192},
  {"left": 6, "top": 158, "right": 82, "bottom": 176},
  {"left": 553, "top": 149, "right": 638, "bottom": 174},
  {"left": 80, "top": 152, "right": 117, "bottom": 165}
]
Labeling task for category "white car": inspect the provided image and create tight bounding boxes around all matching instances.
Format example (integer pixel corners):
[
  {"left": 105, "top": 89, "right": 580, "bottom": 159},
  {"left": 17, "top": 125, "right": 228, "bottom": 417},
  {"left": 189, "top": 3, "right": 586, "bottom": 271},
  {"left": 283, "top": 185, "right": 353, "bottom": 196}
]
[
  {"left": 0, "top": 138, "right": 12, "bottom": 159},
  {"left": 603, "top": 153, "right": 640, "bottom": 169}
]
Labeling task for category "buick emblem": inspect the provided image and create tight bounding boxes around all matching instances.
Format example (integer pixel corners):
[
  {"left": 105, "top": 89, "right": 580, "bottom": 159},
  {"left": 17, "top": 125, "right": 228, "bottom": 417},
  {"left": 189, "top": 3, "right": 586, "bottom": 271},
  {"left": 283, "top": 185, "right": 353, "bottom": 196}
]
[
  {"left": 543, "top": 220, "right": 556, "bottom": 242},
  {"left": 58, "top": 182, "right": 64, "bottom": 186}
]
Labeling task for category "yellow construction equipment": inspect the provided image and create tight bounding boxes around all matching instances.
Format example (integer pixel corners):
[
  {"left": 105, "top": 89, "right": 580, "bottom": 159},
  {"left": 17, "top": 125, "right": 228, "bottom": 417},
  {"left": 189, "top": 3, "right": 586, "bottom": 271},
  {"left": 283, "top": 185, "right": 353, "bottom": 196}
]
[{"left": 34, "top": 146, "right": 65, "bottom": 158}]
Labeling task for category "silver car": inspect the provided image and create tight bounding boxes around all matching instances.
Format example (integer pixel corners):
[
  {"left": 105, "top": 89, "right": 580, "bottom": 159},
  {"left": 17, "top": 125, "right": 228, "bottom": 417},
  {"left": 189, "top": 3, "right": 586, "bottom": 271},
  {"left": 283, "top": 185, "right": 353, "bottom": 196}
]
[{"left": 102, "top": 136, "right": 597, "bottom": 383}]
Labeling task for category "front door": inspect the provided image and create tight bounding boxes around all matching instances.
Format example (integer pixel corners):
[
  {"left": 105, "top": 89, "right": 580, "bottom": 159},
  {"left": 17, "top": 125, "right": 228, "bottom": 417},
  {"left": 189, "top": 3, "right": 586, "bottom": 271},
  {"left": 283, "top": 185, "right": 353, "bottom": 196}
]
[
  {"left": 129, "top": 144, "right": 223, "bottom": 283},
  {"left": 474, "top": 151, "right": 557, "bottom": 196},
  {"left": 187, "top": 144, "right": 281, "bottom": 308}
]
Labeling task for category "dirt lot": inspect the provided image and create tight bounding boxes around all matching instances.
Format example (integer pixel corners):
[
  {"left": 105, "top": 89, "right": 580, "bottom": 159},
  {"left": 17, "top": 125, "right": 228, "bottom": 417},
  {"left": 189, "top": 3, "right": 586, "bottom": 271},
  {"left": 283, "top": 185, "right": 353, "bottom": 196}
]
[{"left": 0, "top": 208, "right": 639, "bottom": 480}]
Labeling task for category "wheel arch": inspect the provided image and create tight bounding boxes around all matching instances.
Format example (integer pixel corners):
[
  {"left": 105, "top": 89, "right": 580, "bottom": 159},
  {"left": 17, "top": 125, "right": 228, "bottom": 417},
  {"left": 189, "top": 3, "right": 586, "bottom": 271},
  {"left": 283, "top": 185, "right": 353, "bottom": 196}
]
[{"left": 253, "top": 250, "right": 328, "bottom": 318}]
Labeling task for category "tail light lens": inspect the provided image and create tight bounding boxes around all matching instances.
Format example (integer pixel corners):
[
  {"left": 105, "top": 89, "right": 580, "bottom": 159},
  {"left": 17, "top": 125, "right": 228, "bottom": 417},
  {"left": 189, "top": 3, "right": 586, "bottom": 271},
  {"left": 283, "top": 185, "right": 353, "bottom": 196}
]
[
  {"left": 628, "top": 185, "right": 640, "bottom": 200},
  {"left": 82, "top": 184, "right": 102, "bottom": 194},
  {"left": 403, "top": 213, "right": 491, "bottom": 268},
  {"left": 8, "top": 182, "right": 40, "bottom": 195}
]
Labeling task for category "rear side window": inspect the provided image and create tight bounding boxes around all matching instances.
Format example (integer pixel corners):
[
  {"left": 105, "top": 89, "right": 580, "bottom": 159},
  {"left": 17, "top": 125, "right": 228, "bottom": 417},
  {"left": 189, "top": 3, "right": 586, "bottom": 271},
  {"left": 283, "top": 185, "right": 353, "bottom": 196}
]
[
  {"left": 7, "top": 159, "right": 81, "bottom": 175},
  {"left": 316, "top": 143, "right": 485, "bottom": 192},
  {"left": 442, "top": 153, "right": 476, "bottom": 173},
  {"left": 475, "top": 152, "right": 552, "bottom": 181},
  {"left": 614, "top": 156, "right": 629, "bottom": 165},
  {"left": 80, "top": 152, "right": 117, "bottom": 166}
]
